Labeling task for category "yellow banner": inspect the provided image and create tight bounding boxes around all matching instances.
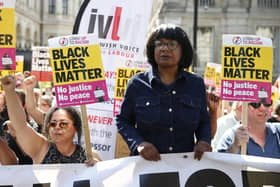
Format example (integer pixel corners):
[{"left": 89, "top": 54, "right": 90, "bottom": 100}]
[{"left": 50, "top": 45, "right": 105, "bottom": 85}]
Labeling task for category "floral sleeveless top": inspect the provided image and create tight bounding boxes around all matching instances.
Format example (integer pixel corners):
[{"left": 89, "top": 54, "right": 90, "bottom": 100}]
[{"left": 41, "top": 142, "right": 86, "bottom": 164}]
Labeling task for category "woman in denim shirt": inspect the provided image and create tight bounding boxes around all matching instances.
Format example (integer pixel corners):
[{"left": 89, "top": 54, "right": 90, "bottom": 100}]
[{"left": 116, "top": 24, "right": 211, "bottom": 161}]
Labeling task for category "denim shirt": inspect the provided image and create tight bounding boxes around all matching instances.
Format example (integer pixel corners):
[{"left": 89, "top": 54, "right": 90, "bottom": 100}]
[{"left": 116, "top": 68, "right": 211, "bottom": 155}]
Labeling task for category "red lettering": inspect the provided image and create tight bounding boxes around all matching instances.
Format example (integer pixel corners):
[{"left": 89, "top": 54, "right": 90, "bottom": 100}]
[
  {"left": 111, "top": 7, "right": 122, "bottom": 41},
  {"left": 88, "top": 115, "right": 112, "bottom": 125}
]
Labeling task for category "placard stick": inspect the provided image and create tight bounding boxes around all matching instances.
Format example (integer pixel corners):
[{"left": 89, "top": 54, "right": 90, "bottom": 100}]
[
  {"left": 241, "top": 102, "right": 248, "bottom": 155},
  {"left": 80, "top": 105, "right": 92, "bottom": 160}
]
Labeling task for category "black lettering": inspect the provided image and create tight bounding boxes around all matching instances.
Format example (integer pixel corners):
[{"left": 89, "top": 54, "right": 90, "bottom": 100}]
[
  {"left": 53, "top": 60, "right": 62, "bottom": 71},
  {"left": 185, "top": 169, "right": 235, "bottom": 187},
  {"left": 262, "top": 70, "right": 269, "bottom": 80},
  {"left": 52, "top": 50, "right": 60, "bottom": 60},
  {"left": 81, "top": 47, "right": 90, "bottom": 57},
  {"left": 224, "top": 47, "right": 232, "bottom": 56},
  {"left": 71, "top": 59, "right": 80, "bottom": 69},
  {"left": 224, "top": 57, "right": 230, "bottom": 67},
  {"left": 248, "top": 58, "right": 255, "bottom": 67},
  {"left": 0, "top": 34, "right": 13, "bottom": 45},
  {"left": 93, "top": 68, "right": 102, "bottom": 78},
  {"left": 239, "top": 47, "right": 245, "bottom": 56},
  {"left": 242, "top": 171, "right": 280, "bottom": 187},
  {"left": 88, "top": 9, "right": 98, "bottom": 33},
  {"left": 224, "top": 68, "right": 234, "bottom": 78},
  {"left": 68, "top": 48, "right": 75, "bottom": 58},
  {"left": 78, "top": 58, "right": 86, "bottom": 68},
  {"left": 98, "top": 15, "right": 113, "bottom": 39},
  {"left": 116, "top": 87, "right": 125, "bottom": 97},
  {"left": 55, "top": 71, "right": 67, "bottom": 83},
  {"left": 233, "top": 69, "right": 241, "bottom": 78},
  {"left": 253, "top": 48, "right": 261, "bottom": 57},
  {"left": 73, "top": 180, "right": 90, "bottom": 187},
  {"left": 140, "top": 172, "right": 179, "bottom": 187},
  {"left": 0, "top": 9, "right": 2, "bottom": 21},
  {"left": 33, "top": 183, "right": 50, "bottom": 187}
]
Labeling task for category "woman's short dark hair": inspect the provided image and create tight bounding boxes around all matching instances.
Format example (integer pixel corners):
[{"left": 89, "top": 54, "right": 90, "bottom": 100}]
[
  {"left": 44, "top": 106, "right": 82, "bottom": 144},
  {"left": 146, "top": 24, "right": 193, "bottom": 70}
]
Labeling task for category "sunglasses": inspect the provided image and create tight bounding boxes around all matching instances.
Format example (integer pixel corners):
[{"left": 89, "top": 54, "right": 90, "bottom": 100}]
[
  {"left": 249, "top": 102, "right": 272, "bottom": 109},
  {"left": 48, "top": 121, "right": 69, "bottom": 129}
]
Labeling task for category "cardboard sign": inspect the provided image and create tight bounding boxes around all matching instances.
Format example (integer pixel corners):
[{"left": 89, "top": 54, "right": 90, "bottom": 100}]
[
  {"left": 221, "top": 35, "right": 273, "bottom": 103},
  {"left": 48, "top": 34, "right": 108, "bottom": 107}
]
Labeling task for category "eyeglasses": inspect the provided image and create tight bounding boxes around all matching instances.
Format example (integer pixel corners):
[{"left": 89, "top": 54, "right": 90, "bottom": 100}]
[
  {"left": 48, "top": 121, "right": 69, "bottom": 129},
  {"left": 154, "top": 40, "right": 179, "bottom": 50},
  {"left": 249, "top": 102, "right": 272, "bottom": 109}
]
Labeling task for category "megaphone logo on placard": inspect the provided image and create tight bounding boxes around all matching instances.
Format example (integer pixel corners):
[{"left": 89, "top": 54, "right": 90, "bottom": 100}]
[{"left": 59, "top": 37, "right": 68, "bottom": 46}]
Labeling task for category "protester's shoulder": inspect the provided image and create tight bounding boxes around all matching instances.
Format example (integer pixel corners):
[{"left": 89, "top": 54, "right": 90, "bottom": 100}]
[
  {"left": 266, "top": 122, "right": 280, "bottom": 132},
  {"left": 129, "top": 69, "right": 150, "bottom": 83},
  {"left": 183, "top": 71, "right": 203, "bottom": 79}
]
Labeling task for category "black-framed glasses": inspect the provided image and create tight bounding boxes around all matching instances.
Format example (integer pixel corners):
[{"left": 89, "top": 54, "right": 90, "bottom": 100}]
[
  {"left": 154, "top": 40, "right": 179, "bottom": 50},
  {"left": 249, "top": 102, "right": 272, "bottom": 109},
  {"left": 48, "top": 121, "right": 69, "bottom": 129}
]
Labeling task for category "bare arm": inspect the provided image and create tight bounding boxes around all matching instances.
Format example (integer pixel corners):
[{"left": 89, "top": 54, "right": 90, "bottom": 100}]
[
  {"left": 0, "top": 137, "right": 18, "bottom": 165},
  {"left": 23, "top": 76, "right": 45, "bottom": 125},
  {"left": 1, "top": 75, "right": 48, "bottom": 160}
]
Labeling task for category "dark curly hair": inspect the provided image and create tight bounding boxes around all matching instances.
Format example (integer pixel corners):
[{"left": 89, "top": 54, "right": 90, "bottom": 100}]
[
  {"left": 44, "top": 106, "right": 82, "bottom": 144},
  {"left": 146, "top": 24, "right": 193, "bottom": 70}
]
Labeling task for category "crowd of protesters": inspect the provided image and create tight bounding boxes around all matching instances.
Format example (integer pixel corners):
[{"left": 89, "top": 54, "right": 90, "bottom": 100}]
[{"left": 1, "top": 24, "right": 280, "bottom": 166}]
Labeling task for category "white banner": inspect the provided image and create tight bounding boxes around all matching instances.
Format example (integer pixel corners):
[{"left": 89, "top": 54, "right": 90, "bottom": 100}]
[
  {"left": 73, "top": 0, "right": 153, "bottom": 111},
  {"left": 72, "top": 0, "right": 153, "bottom": 160},
  {"left": 1, "top": 152, "right": 280, "bottom": 187}
]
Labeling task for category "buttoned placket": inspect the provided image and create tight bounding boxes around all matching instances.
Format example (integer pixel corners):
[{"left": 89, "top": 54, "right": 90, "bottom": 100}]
[{"left": 168, "top": 89, "right": 177, "bottom": 152}]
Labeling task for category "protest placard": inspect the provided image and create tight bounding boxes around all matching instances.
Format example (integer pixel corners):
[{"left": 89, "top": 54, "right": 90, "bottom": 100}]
[
  {"left": 221, "top": 35, "right": 273, "bottom": 103},
  {"left": 48, "top": 34, "right": 108, "bottom": 107},
  {"left": 31, "top": 46, "right": 52, "bottom": 82},
  {"left": 113, "top": 67, "right": 143, "bottom": 116},
  {"left": 0, "top": 0, "right": 16, "bottom": 71}
]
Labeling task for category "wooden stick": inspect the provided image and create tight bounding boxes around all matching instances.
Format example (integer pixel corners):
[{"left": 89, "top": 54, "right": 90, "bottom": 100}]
[
  {"left": 241, "top": 102, "right": 248, "bottom": 155},
  {"left": 80, "top": 105, "right": 92, "bottom": 160}
]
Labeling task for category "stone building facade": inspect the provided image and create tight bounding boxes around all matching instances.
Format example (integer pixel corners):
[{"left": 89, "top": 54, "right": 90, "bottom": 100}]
[
  {"left": 159, "top": 0, "right": 280, "bottom": 81},
  {"left": 15, "top": 0, "right": 82, "bottom": 69}
]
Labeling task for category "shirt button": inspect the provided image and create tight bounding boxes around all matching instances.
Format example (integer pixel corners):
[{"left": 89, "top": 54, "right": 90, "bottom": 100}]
[
  {"left": 146, "top": 102, "right": 150, "bottom": 106},
  {"left": 172, "top": 90, "right": 176, "bottom": 95},
  {"left": 169, "top": 108, "right": 172, "bottom": 112},
  {"left": 169, "top": 127, "right": 173, "bottom": 132},
  {"left": 169, "top": 146, "right": 173, "bottom": 151}
]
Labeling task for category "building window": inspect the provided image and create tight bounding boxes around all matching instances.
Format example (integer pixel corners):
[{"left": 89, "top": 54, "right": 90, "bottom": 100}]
[
  {"left": 63, "top": 0, "right": 68, "bottom": 15},
  {"left": 49, "top": 0, "right": 56, "bottom": 14},
  {"left": 199, "top": 0, "right": 215, "bottom": 8},
  {"left": 258, "top": 0, "right": 279, "bottom": 8}
]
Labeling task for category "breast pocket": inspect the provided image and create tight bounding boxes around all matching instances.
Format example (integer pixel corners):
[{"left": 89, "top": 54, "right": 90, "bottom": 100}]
[
  {"left": 176, "top": 95, "right": 201, "bottom": 125},
  {"left": 135, "top": 96, "right": 160, "bottom": 125}
]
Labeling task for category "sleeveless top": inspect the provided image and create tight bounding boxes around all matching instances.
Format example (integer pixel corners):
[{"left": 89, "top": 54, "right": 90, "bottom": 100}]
[{"left": 41, "top": 142, "right": 87, "bottom": 164}]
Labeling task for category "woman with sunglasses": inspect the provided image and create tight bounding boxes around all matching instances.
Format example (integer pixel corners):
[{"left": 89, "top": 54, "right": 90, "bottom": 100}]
[
  {"left": 217, "top": 101, "right": 280, "bottom": 158},
  {"left": 116, "top": 24, "right": 211, "bottom": 161},
  {"left": 0, "top": 75, "right": 101, "bottom": 165}
]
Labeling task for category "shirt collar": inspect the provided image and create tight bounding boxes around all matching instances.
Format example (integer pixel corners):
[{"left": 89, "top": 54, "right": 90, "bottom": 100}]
[{"left": 148, "top": 67, "right": 187, "bottom": 86}]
